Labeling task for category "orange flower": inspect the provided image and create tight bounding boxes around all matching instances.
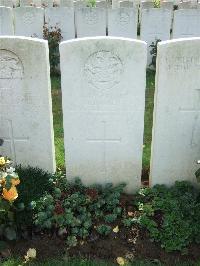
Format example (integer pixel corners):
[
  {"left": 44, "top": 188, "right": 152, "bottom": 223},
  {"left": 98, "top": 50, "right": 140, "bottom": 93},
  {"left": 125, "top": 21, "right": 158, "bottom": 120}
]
[
  {"left": 2, "top": 186, "right": 18, "bottom": 202},
  {"left": 11, "top": 178, "right": 20, "bottom": 186}
]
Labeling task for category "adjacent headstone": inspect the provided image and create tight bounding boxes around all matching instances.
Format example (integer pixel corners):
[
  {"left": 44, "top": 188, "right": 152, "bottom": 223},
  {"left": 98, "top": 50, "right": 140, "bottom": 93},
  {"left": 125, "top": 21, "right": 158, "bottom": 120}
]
[
  {"left": 0, "top": 7, "right": 14, "bottom": 35},
  {"left": 0, "top": 0, "right": 13, "bottom": 7},
  {"left": 20, "top": 0, "right": 34, "bottom": 6},
  {"left": 140, "top": 8, "right": 172, "bottom": 66},
  {"left": 150, "top": 38, "right": 200, "bottom": 186},
  {"left": 140, "top": 0, "right": 154, "bottom": 9},
  {"left": 76, "top": 8, "right": 106, "bottom": 37},
  {"left": 60, "top": 37, "right": 147, "bottom": 193},
  {"left": 161, "top": 1, "right": 174, "bottom": 10},
  {"left": 45, "top": 7, "right": 75, "bottom": 40},
  {"left": 0, "top": 37, "right": 56, "bottom": 172},
  {"left": 108, "top": 8, "right": 138, "bottom": 38},
  {"left": 178, "top": 0, "right": 191, "bottom": 8},
  {"left": 60, "top": 0, "right": 74, "bottom": 7},
  {"left": 74, "top": 0, "right": 86, "bottom": 8},
  {"left": 173, "top": 10, "right": 200, "bottom": 39},
  {"left": 119, "top": 0, "right": 134, "bottom": 7},
  {"left": 96, "top": 0, "right": 107, "bottom": 8},
  {"left": 41, "top": 0, "right": 53, "bottom": 7},
  {"left": 14, "top": 7, "right": 44, "bottom": 38}
]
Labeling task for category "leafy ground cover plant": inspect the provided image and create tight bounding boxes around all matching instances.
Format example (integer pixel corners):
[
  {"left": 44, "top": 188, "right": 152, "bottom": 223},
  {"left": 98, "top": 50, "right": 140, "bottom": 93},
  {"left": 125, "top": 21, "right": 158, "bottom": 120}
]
[
  {"left": 133, "top": 181, "right": 200, "bottom": 253},
  {"left": 32, "top": 172, "right": 126, "bottom": 247}
]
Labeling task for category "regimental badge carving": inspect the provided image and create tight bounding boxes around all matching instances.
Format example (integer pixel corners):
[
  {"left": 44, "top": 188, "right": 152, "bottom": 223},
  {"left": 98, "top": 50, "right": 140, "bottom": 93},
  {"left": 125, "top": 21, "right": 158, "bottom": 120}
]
[
  {"left": 23, "top": 12, "right": 34, "bottom": 24},
  {"left": 84, "top": 10, "right": 99, "bottom": 25},
  {"left": 84, "top": 50, "right": 123, "bottom": 90},
  {"left": 118, "top": 11, "right": 130, "bottom": 26},
  {"left": 0, "top": 50, "right": 24, "bottom": 79}
]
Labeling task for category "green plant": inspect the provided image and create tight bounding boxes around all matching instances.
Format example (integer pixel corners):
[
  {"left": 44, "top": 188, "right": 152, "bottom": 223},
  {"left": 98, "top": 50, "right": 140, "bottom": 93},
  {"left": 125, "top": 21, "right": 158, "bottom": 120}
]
[
  {"left": 149, "top": 39, "right": 161, "bottom": 69},
  {"left": 32, "top": 174, "right": 126, "bottom": 247},
  {"left": 96, "top": 224, "right": 112, "bottom": 236},
  {"left": 134, "top": 182, "right": 200, "bottom": 253},
  {"left": 195, "top": 160, "right": 200, "bottom": 182},
  {"left": 43, "top": 24, "right": 63, "bottom": 75},
  {"left": 87, "top": 0, "right": 96, "bottom": 7}
]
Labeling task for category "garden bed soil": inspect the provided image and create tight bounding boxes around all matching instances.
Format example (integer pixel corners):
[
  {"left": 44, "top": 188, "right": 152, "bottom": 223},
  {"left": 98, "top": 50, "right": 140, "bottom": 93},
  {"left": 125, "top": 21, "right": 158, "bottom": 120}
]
[{"left": 3, "top": 192, "right": 200, "bottom": 265}]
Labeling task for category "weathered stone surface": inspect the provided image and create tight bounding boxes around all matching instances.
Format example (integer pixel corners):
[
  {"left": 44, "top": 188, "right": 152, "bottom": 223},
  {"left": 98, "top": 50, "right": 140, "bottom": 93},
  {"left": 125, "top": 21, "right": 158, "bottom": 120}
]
[
  {"left": 108, "top": 7, "right": 138, "bottom": 38},
  {"left": 150, "top": 38, "right": 200, "bottom": 186},
  {"left": 76, "top": 8, "right": 106, "bottom": 37},
  {"left": 0, "top": 7, "right": 14, "bottom": 35},
  {"left": 0, "top": 37, "right": 56, "bottom": 172},
  {"left": 140, "top": 8, "right": 172, "bottom": 66},
  {"left": 45, "top": 7, "right": 75, "bottom": 40},
  {"left": 60, "top": 37, "right": 147, "bottom": 193},
  {"left": 14, "top": 7, "right": 44, "bottom": 38},
  {"left": 173, "top": 9, "right": 200, "bottom": 39},
  {"left": 0, "top": 0, "right": 13, "bottom": 7}
]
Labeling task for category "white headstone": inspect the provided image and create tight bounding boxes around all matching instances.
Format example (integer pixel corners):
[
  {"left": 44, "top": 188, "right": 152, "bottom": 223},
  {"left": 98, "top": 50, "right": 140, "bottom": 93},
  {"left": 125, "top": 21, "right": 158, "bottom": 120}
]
[
  {"left": 161, "top": 1, "right": 174, "bottom": 10},
  {"left": 140, "top": 0, "right": 154, "bottom": 9},
  {"left": 96, "top": 0, "right": 107, "bottom": 8},
  {"left": 14, "top": 7, "right": 44, "bottom": 38},
  {"left": 0, "top": 0, "right": 13, "bottom": 7},
  {"left": 0, "top": 7, "right": 14, "bottom": 35},
  {"left": 41, "top": 0, "right": 53, "bottom": 7},
  {"left": 119, "top": 0, "right": 134, "bottom": 7},
  {"left": 108, "top": 8, "right": 138, "bottom": 38},
  {"left": 0, "top": 37, "right": 56, "bottom": 172},
  {"left": 173, "top": 10, "right": 200, "bottom": 39},
  {"left": 60, "top": 0, "right": 74, "bottom": 6},
  {"left": 45, "top": 7, "right": 75, "bottom": 40},
  {"left": 140, "top": 8, "right": 172, "bottom": 66},
  {"left": 150, "top": 38, "right": 200, "bottom": 186},
  {"left": 60, "top": 37, "right": 147, "bottom": 193},
  {"left": 76, "top": 8, "right": 106, "bottom": 37},
  {"left": 178, "top": 0, "right": 191, "bottom": 8},
  {"left": 20, "top": 0, "right": 36, "bottom": 6},
  {"left": 74, "top": 0, "right": 86, "bottom": 8}
]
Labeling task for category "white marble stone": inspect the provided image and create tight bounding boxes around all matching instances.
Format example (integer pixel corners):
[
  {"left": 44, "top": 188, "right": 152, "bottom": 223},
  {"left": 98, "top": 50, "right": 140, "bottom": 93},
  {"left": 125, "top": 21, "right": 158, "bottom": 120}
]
[
  {"left": 60, "top": 0, "right": 74, "bottom": 6},
  {"left": 96, "top": 0, "right": 107, "bottom": 8},
  {"left": 108, "top": 8, "right": 138, "bottom": 38},
  {"left": 45, "top": 7, "right": 75, "bottom": 40},
  {"left": 74, "top": 0, "right": 86, "bottom": 8},
  {"left": 140, "top": 0, "right": 154, "bottom": 9},
  {"left": 160, "top": 1, "right": 174, "bottom": 10},
  {"left": 178, "top": 0, "right": 191, "bottom": 8},
  {"left": 76, "top": 8, "right": 106, "bottom": 37},
  {"left": 173, "top": 10, "right": 200, "bottom": 39},
  {"left": 119, "top": 0, "right": 134, "bottom": 7},
  {"left": 41, "top": 0, "right": 53, "bottom": 7},
  {"left": 14, "top": 7, "right": 44, "bottom": 38},
  {"left": 140, "top": 8, "right": 172, "bottom": 66},
  {"left": 60, "top": 37, "right": 147, "bottom": 193},
  {"left": 0, "top": 7, "right": 14, "bottom": 35},
  {"left": 0, "top": 0, "right": 13, "bottom": 7},
  {"left": 20, "top": 0, "right": 36, "bottom": 6},
  {"left": 0, "top": 37, "right": 56, "bottom": 172},
  {"left": 150, "top": 38, "right": 200, "bottom": 186}
]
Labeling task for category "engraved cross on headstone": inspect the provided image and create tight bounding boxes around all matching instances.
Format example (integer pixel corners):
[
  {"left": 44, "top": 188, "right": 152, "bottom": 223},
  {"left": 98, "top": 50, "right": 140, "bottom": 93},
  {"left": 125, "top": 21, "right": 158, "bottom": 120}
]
[
  {"left": 0, "top": 119, "right": 29, "bottom": 162},
  {"left": 179, "top": 88, "right": 200, "bottom": 147},
  {"left": 87, "top": 121, "right": 121, "bottom": 172}
]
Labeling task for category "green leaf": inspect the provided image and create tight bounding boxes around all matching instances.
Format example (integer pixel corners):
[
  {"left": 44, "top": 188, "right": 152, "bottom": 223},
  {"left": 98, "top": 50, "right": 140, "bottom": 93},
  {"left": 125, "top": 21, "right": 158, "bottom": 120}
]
[{"left": 4, "top": 227, "right": 17, "bottom": 240}]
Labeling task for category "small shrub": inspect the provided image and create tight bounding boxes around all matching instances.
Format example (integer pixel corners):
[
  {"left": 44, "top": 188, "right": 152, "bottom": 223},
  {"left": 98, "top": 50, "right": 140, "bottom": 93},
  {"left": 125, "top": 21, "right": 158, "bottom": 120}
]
[
  {"left": 149, "top": 39, "right": 161, "bottom": 69},
  {"left": 43, "top": 24, "right": 63, "bottom": 75},
  {"left": 134, "top": 181, "right": 200, "bottom": 253}
]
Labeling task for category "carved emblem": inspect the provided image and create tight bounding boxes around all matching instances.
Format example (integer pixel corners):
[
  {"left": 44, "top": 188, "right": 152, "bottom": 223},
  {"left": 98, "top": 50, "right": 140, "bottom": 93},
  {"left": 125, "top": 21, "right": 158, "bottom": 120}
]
[
  {"left": 84, "top": 50, "right": 123, "bottom": 90},
  {"left": 84, "top": 9, "right": 99, "bottom": 25},
  {"left": 118, "top": 11, "right": 130, "bottom": 26},
  {"left": 23, "top": 12, "right": 34, "bottom": 24},
  {"left": 0, "top": 50, "right": 24, "bottom": 79}
]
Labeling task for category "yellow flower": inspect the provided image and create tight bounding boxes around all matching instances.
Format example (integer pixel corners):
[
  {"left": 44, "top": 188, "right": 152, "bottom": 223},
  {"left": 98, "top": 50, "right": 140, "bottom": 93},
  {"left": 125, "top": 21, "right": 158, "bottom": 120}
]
[
  {"left": 113, "top": 225, "right": 119, "bottom": 233},
  {"left": 0, "top": 157, "right": 6, "bottom": 166},
  {"left": 116, "top": 257, "right": 126, "bottom": 265},
  {"left": 2, "top": 186, "right": 18, "bottom": 202},
  {"left": 11, "top": 178, "right": 20, "bottom": 186},
  {"left": 26, "top": 248, "right": 36, "bottom": 259}
]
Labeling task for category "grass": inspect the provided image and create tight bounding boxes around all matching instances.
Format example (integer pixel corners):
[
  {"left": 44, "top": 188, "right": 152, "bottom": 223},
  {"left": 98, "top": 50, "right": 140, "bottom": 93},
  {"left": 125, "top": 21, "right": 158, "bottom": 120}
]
[{"left": 51, "top": 71, "right": 156, "bottom": 172}]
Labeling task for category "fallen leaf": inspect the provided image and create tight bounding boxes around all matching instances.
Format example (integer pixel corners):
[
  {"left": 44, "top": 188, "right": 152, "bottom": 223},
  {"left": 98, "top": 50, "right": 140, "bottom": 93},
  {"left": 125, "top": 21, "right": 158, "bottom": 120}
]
[
  {"left": 116, "top": 257, "right": 125, "bottom": 265},
  {"left": 113, "top": 225, "right": 119, "bottom": 233}
]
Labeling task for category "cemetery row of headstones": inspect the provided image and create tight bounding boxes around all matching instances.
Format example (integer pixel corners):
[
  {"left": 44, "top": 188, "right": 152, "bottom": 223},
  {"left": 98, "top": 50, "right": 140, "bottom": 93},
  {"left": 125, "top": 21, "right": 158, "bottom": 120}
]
[
  {"left": 2, "top": 6, "right": 200, "bottom": 64},
  {"left": 0, "top": 36, "right": 199, "bottom": 193}
]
